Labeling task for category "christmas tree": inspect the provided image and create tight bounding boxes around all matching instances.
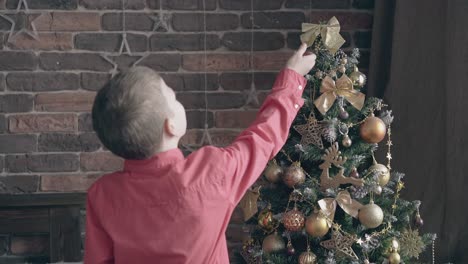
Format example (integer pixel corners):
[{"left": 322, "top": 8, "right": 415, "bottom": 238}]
[{"left": 239, "top": 17, "right": 436, "bottom": 264}]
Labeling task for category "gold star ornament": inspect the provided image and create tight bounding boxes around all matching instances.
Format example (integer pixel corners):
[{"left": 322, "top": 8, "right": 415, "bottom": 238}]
[{"left": 294, "top": 114, "right": 324, "bottom": 149}]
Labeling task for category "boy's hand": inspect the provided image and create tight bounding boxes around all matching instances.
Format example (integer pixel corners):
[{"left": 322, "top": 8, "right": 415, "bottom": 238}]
[{"left": 286, "top": 43, "right": 316, "bottom": 76}]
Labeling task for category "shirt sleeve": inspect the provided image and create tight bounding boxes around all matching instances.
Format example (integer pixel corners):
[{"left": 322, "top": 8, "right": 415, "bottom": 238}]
[
  {"left": 217, "top": 68, "right": 307, "bottom": 205},
  {"left": 84, "top": 189, "right": 114, "bottom": 264}
]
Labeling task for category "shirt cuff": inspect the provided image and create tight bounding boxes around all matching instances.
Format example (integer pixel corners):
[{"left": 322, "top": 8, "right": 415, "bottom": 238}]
[{"left": 273, "top": 68, "right": 307, "bottom": 111}]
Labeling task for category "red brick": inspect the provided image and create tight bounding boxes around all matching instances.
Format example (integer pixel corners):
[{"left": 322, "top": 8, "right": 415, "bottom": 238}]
[
  {"left": 215, "top": 110, "right": 258, "bottom": 128},
  {"left": 0, "top": 74, "right": 4, "bottom": 91},
  {"left": 34, "top": 12, "right": 100, "bottom": 31},
  {"left": 109, "top": 54, "right": 144, "bottom": 72},
  {"left": 40, "top": 173, "right": 101, "bottom": 192},
  {"left": 80, "top": 152, "right": 124, "bottom": 172},
  {"left": 38, "top": 132, "right": 101, "bottom": 152},
  {"left": 172, "top": 13, "right": 239, "bottom": 32},
  {"left": 102, "top": 13, "right": 155, "bottom": 31},
  {"left": 309, "top": 11, "right": 373, "bottom": 30},
  {"left": 75, "top": 33, "right": 147, "bottom": 52},
  {"left": 10, "top": 235, "right": 49, "bottom": 254},
  {"left": 222, "top": 32, "right": 284, "bottom": 51},
  {"left": 220, "top": 0, "right": 283, "bottom": 10},
  {"left": 7, "top": 33, "right": 72, "bottom": 50},
  {"left": 0, "top": 51, "right": 37, "bottom": 71},
  {"left": 285, "top": 0, "right": 351, "bottom": 9},
  {"left": 136, "top": 54, "right": 181, "bottom": 72},
  {"left": 0, "top": 175, "right": 39, "bottom": 193},
  {"left": 219, "top": 72, "right": 276, "bottom": 91},
  {"left": 0, "top": 114, "right": 6, "bottom": 133},
  {"left": 186, "top": 110, "right": 214, "bottom": 129},
  {"left": 182, "top": 54, "right": 250, "bottom": 72},
  {"left": 253, "top": 52, "right": 292, "bottom": 70},
  {"left": 177, "top": 92, "right": 246, "bottom": 110},
  {"left": 81, "top": 73, "right": 110, "bottom": 91},
  {"left": 35, "top": 92, "right": 96, "bottom": 112},
  {"left": 150, "top": 0, "right": 217, "bottom": 10},
  {"left": 80, "top": 0, "right": 145, "bottom": 9},
  {"left": 241, "top": 12, "right": 305, "bottom": 29},
  {"left": 161, "top": 73, "right": 219, "bottom": 92},
  {"left": 0, "top": 94, "right": 34, "bottom": 113},
  {"left": 39, "top": 53, "right": 113, "bottom": 71},
  {"left": 9, "top": 114, "right": 78, "bottom": 133},
  {"left": 28, "top": 153, "right": 80, "bottom": 172},
  {"left": 6, "top": 0, "right": 77, "bottom": 9},
  {"left": 78, "top": 113, "right": 93, "bottom": 131},
  {"left": 150, "top": 33, "right": 220, "bottom": 51},
  {"left": 6, "top": 72, "right": 80, "bottom": 92},
  {"left": 0, "top": 135, "right": 36, "bottom": 153}
]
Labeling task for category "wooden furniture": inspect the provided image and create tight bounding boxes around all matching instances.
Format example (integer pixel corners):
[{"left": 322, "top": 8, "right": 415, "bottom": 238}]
[{"left": 0, "top": 193, "right": 86, "bottom": 263}]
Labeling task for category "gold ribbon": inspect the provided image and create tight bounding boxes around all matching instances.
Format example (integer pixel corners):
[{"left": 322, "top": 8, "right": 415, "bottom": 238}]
[
  {"left": 314, "top": 75, "right": 366, "bottom": 115},
  {"left": 318, "top": 191, "right": 363, "bottom": 225},
  {"left": 300, "top": 16, "right": 346, "bottom": 54}
]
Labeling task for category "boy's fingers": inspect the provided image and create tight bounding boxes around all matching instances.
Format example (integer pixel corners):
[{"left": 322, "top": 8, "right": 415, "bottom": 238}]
[{"left": 296, "top": 43, "right": 307, "bottom": 56}]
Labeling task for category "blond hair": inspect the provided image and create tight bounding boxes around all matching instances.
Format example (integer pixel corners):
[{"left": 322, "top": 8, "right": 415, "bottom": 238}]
[{"left": 92, "top": 66, "right": 170, "bottom": 160}]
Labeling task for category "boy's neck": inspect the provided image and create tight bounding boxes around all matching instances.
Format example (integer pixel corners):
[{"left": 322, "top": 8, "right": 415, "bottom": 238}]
[{"left": 156, "top": 139, "right": 180, "bottom": 154}]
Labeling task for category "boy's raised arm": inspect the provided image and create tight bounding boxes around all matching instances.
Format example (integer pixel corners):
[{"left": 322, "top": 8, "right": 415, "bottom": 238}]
[{"left": 217, "top": 43, "right": 316, "bottom": 204}]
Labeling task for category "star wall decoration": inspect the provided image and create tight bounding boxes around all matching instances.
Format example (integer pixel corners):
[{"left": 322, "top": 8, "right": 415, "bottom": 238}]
[
  {"left": 244, "top": 82, "right": 260, "bottom": 107},
  {"left": 1, "top": 0, "right": 40, "bottom": 42},
  {"left": 150, "top": 13, "right": 170, "bottom": 32}
]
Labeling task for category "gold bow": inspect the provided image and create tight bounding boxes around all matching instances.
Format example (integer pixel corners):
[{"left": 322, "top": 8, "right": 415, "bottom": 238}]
[
  {"left": 314, "top": 75, "right": 366, "bottom": 115},
  {"left": 318, "top": 191, "right": 363, "bottom": 225},
  {"left": 300, "top": 16, "right": 345, "bottom": 54}
]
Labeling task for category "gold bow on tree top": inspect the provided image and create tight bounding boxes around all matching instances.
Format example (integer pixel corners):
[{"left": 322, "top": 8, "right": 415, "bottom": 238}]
[
  {"left": 318, "top": 190, "right": 363, "bottom": 223},
  {"left": 314, "top": 75, "right": 366, "bottom": 115},
  {"left": 300, "top": 16, "right": 345, "bottom": 54}
]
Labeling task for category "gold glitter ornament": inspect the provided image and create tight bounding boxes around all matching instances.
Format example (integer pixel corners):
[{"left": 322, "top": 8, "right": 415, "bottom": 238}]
[
  {"left": 282, "top": 162, "right": 306, "bottom": 188},
  {"left": 294, "top": 114, "right": 324, "bottom": 149},
  {"left": 358, "top": 200, "right": 384, "bottom": 228},
  {"left": 282, "top": 207, "right": 305, "bottom": 232},
  {"left": 388, "top": 252, "right": 401, "bottom": 264},
  {"left": 320, "top": 224, "right": 358, "bottom": 260}
]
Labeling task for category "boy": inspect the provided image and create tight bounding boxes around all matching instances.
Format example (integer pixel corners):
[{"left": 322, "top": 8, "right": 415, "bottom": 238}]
[{"left": 85, "top": 43, "right": 316, "bottom": 263}]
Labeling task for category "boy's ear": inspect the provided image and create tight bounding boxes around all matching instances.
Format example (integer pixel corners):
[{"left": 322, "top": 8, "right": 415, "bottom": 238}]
[{"left": 164, "top": 118, "right": 177, "bottom": 137}]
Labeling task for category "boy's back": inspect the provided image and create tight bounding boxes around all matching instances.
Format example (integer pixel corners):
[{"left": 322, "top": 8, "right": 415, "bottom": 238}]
[{"left": 84, "top": 44, "right": 315, "bottom": 264}]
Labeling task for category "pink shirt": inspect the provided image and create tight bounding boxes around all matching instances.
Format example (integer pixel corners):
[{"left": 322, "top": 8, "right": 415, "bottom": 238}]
[{"left": 84, "top": 69, "right": 306, "bottom": 264}]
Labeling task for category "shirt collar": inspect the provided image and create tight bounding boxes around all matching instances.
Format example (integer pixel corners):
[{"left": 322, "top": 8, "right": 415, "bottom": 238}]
[{"left": 123, "top": 148, "right": 184, "bottom": 173}]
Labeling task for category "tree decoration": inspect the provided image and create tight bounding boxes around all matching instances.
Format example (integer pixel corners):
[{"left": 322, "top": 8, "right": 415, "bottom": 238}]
[
  {"left": 300, "top": 16, "right": 345, "bottom": 54},
  {"left": 349, "top": 65, "right": 367, "bottom": 87},
  {"left": 282, "top": 206, "right": 305, "bottom": 232},
  {"left": 320, "top": 224, "right": 359, "bottom": 260},
  {"left": 358, "top": 200, "right": 384, "bottom": 229},
  {"left": 368, "top": 156, "right": 391, "bottom": 187},
  {"left": 399, "top": 229, "right": 424, "bottom": 259},
  {"left": 293, "top": 114, "right": 324, "bottom": 149},
  {"left": 238, "top": 186, "right": 261, "bottom": 221},
  {"left": 262, "top": 232, "right": 285, "bottom": 254},
  {"left": 314, "top": 75, "right": 366, "bottom": 116},
  {"left": 282, "top": 162, "right": 306, "bottom": 188},
  {"left": 319, "top": 142, "right": 364, "bottom": 191},
  {"left": 257, "top": 205, "right": 278, "bottom": 233},
  {"left": 305, "top": 211, "right": 330, "bottom": 237},
  {"left": 263, "top": 160, "right": 282, "bottom": 183},
  {"left": 360, "top": 113, "right": 387, "bottom": 143}
]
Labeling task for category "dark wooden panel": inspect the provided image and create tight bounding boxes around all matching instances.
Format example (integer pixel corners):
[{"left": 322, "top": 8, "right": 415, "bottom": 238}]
[
  {"left": 0, "top": 193, "right": 86, "bottom": 208},
  {"left": 49, "top": 206, "right": 82, "bottom": 262},
  {"left": 0, "top": 208, "right": 49, "bottom": 233}
]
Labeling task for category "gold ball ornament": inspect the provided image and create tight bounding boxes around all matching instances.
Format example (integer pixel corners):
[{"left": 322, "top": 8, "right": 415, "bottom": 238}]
[
  {"left": 369, "top": 163, "right": 391, "bottom": 186},
  {"left": 360, "top": 114, "right": 387, "bottom": 143},
  {"left": 264, "top": 161, "right": 283, "bottom": 183},
  {"left": 305, "top": 212, "right": 330, "bottom": 237},
  {"left": 358, "top": 200, "right": 384, "bottom": 228},
  {"left": 258, "top": 207, "right": 277, "bottom": 232},
  {"left": 350, "top": 65, "right": 367, "bottom": 87},
  {"left": 298, "top": 250, "right": 317, "bottom": 264},
  {"left": 282, "top": 207, "right": 305, "bottom": 232},
  {"left": 340, "top": 58, "right": 348, "bottom": 65},
  {"left": 262, "top": 232, "right": 285, "bottom": 254},
  {"left": 342, "top": 134, "right": 352, "bottom": 147},
  {"left": 282, "top": 162, "right": 306, "bottom": 188},
  {"left": 388, "top": 252, "right": 401, "bottom": 264}
]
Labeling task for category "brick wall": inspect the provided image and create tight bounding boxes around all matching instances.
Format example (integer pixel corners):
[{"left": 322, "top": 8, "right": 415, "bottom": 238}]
[{"left": 0, "top": 0, "right": 374, "bottom": 262}]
